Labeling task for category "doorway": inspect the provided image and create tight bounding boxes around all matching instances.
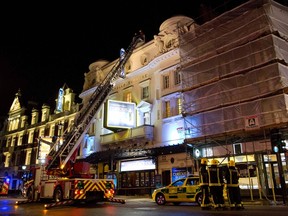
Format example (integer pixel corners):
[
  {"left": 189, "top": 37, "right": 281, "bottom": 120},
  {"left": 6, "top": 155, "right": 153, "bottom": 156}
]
[
  {"left": 162, "top": 170, "right": 171, "bottom": 187},
  {"left": 265, "top": 161, "right": 282, "bottom": 195}
]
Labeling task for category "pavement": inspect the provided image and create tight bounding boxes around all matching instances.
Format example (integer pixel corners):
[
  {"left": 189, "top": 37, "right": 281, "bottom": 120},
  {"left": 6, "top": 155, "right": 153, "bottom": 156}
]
[{"left": 113, "top": 195, "right": 287, "bottom": 206}]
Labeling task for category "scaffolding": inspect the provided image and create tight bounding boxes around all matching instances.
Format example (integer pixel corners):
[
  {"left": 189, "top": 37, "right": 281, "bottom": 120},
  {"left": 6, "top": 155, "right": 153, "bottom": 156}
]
[{"left": 179, "top": 0, "right": 288, "bottom": 141}]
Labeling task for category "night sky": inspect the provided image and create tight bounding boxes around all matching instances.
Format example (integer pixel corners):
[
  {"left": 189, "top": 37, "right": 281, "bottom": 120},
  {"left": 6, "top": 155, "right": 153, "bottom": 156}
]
[{"left": 0, "top": 0, "right": 259, "bottom": 117}]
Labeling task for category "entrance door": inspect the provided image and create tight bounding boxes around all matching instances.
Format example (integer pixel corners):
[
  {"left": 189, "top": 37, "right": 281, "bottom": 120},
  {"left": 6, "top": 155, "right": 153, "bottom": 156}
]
[
  {"left": 265, "top": 162, "right": 282, "bottom": 195},
  {"left": 162, "top": 170, "right": 171, "bottom": 186}
]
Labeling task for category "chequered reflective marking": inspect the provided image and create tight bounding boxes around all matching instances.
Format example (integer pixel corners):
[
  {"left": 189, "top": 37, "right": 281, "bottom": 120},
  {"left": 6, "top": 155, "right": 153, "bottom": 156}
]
[{"left": 74, "top": 180, "right": 113, "bottom": 200}]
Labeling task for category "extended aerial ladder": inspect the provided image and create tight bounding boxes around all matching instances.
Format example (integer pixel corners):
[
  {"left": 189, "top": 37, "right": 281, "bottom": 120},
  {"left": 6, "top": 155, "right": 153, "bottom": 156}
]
[{"left": 45, "top": 31, "right": 145, "bottom": 175}]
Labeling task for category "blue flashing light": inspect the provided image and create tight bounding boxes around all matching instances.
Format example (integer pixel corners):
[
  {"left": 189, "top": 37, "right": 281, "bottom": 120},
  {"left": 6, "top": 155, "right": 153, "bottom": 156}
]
[{"left": 5, "top": 177, "right": 10, "bottom": 183}]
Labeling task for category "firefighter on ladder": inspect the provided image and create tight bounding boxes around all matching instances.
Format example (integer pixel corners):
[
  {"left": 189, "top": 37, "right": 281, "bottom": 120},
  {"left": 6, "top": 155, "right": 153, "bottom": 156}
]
[
  {"left": 199, "top": 158, "right": 212, "bottom": 210},
  {"left": 207, "top": 159, "right": 226, "bottom": 210},
  {"left": 225, "top": 160, "right": 244, "bottom": 210}
]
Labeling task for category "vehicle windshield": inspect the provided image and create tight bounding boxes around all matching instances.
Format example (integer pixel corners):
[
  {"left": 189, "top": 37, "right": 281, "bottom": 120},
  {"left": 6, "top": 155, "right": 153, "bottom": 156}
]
[{"left": 171, "top": 179, "right": 185, "bottom": 187}]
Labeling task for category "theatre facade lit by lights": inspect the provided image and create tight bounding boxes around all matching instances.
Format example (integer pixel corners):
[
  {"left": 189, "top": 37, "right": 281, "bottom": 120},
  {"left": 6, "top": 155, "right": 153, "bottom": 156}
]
[{"left": 1, "top": 0, "right": 288, "bottom": 197}]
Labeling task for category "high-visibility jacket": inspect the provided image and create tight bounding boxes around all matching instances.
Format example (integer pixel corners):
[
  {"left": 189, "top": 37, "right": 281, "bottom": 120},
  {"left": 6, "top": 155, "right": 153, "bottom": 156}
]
[
  {"left": 207, "top": 165, "right": 224, "bottom": 186},
  {"left": 199, "top": 165, "right": 209, "bottom": 186},
  {"left": 225, "top": 166, "right": 240, "bottom": 187}
]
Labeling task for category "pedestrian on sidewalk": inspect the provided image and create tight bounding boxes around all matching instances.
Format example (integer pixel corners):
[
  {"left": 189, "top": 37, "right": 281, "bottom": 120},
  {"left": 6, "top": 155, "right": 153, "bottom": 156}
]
[{"left": 225, "top": 160, "right": 244, "bottom": 210}]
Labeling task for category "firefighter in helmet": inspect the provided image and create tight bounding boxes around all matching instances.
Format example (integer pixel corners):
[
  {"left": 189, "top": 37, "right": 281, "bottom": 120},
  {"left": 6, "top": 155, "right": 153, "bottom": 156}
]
[
  {"left": 207, "top": 159, "right": 226, "bottom": 210},
  {"left": 199, "top": 158, "right": 211, "bottom": 210},
  {"left": 225, "top": 160, "right": 244, "bottom": 210}
]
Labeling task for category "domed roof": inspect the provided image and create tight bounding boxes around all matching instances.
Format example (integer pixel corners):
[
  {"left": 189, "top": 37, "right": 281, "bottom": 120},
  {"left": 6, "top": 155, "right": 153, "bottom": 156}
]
[
  {"left": 89, "top": 59, "right": 110, "bottom": 70},
  {"left": 159, "top": 16, "right": 194, "bottom": 32}
]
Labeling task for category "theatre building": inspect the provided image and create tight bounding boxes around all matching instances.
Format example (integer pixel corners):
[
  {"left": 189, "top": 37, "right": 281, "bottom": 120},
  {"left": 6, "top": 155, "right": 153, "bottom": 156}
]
[{"left": 1, "top": 0, "right": 288, "bottom": 198}]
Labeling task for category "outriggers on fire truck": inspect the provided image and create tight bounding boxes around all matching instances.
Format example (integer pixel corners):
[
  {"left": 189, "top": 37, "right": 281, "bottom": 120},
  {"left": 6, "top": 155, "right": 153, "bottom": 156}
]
[{"left": 20, "top": 31, "right": 145, "bottom": 206}]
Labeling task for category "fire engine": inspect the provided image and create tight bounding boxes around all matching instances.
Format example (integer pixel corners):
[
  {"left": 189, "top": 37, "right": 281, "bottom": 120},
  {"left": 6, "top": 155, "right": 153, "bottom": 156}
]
[{"left": 21, "top": 31, "right": 145, "bottom": 204}]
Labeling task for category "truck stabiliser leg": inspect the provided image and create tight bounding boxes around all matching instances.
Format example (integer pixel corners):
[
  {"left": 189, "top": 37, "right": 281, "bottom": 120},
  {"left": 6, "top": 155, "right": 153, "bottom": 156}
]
[
  {"left": 44, "top": 200, "right": 74, "bottom": 209},
  {"left": 15, "top": 200, "right": 36, "bottom": 205},
  {"left": 108, "top": 198, "right": 126, "bottom": 204}
]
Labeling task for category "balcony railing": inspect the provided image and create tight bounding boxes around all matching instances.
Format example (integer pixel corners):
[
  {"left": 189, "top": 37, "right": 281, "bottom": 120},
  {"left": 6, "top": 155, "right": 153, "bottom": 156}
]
[{"left": 100, "top": 125, "right": 154, "bottom": 145}]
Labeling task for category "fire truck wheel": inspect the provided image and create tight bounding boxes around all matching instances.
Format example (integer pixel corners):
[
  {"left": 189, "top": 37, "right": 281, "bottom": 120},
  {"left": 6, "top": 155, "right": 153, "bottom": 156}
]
[{"left": 53, "top": 187, "right": 63, "bottom": 202}]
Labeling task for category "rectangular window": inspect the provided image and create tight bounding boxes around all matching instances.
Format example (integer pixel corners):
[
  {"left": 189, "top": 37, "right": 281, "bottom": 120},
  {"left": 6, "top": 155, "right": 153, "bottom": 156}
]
[
  {"left": 40, "top": 129, "right": 44, "bottom": 137},
  {"left": 15, "top": 153, "right": 21, "bottom": 166},
  {"left": 165, "top": 101, "right": 171, "bottom": 118},
  {"left": 202, "top": 148, "right": 213, "bottom": 157},
  {"left": 163, "top": 75, "right": 170, "bottom": 89},
  {"left": 4, "top": 155, "right": 10, "bottom": 167},
  {"left": 144, "top": 112, "right": 151, "bottom": 125},
  {"left": 28, "top": 131, "right": 34, "bottom": 144},
  {"left": 11, "top": 137, "right": 16, "bottom": 147},
  {"left": 125, "top": 92, "right": 132, "bottom": 102},
  {"left": 32, "top": 115, "right": 36, "bottom": 125},
  {"left": 142, "top": 86, "right": 149, "bottom": 99},
  {"left": 174, "top": 70, "right": 181, "bottom": 85},
  {"left": 18, "top": 135, "right": 23, "bottom": 146},
  {"left": 233, "top": 143, "right": 243, "bottom": 154},
  {"left": 25, "top": 151, "right": 31, "bottom": 165},
  {"left": 51, "top": 126, "right": 55, "bottom": 137},
  {"left": 6, "top": 138, "right": 11, "bottom": 147},
  {"left": 177, "top": 98, "right": 182, "bottom": 115}
]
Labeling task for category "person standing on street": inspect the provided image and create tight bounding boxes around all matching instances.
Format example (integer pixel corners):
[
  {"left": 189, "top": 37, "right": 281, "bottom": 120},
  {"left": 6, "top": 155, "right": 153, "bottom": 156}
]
[
  {"left": 225, "top": 160, "right": 244, "bottom": 210},
  {"left": 207, "top": 159, "right": 226, "bottom": 210},
  {"left": 199, "top": 158, "right": 211, "bottom": 210}
]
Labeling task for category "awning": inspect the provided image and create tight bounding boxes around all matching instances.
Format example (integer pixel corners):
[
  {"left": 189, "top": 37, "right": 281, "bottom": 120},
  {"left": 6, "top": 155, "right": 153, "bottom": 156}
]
[{"left": 84, "top": 143, "right": 191, "bottom": 164}]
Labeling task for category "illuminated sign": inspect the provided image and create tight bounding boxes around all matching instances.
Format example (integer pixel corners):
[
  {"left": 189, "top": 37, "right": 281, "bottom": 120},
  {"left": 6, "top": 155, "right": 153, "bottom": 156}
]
[
  {"left": 105, "top": 100, "right": 136, "bottom": 129},
  {"left": 194, "top": 148, "right": 201, "bottom": 158},
  {"left": 119, "top": 48, "right": 126, "bottom": 78},
  {"left": 172, "top": 167, "right": 192, "bottom": 182},
  {"left": 37, "top": 137, "right": 52, "bottom": 163},
  {"left": 56, "top": 88, "right": 64, "bottom": 112},
  {"left": 120, "top": 159, "right": 155, "bottom": 172}
]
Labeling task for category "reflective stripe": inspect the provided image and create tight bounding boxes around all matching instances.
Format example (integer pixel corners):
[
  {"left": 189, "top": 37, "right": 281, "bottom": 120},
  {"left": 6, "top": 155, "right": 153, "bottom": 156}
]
[{"left": 74, "top": 180, "right": 114, "bottom": 200}]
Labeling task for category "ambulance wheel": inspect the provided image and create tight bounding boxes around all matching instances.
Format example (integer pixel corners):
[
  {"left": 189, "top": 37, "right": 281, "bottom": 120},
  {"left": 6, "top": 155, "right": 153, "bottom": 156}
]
[
  {"left": 196, "top": 193, "right": 203, "bottom": 206},
  {"left": 53, "top": 187, "right": 63, "bottom": 202},
  {"left": 155, "top": 193, "right": 166, "bottom": 205}
]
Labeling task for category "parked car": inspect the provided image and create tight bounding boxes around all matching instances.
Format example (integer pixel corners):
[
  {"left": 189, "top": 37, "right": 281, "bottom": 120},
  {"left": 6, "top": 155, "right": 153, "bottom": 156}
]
[{"left": 151, "top": 176, "right": 202, "bottom": 205}]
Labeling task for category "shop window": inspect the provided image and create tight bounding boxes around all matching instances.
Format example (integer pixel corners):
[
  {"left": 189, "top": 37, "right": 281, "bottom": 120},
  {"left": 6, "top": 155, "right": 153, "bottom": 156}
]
[
  {"left": 135, "top": 173, "right": 140, "bottom": 186},
  {"left": 119, "top": 170, "right": 155, "bottom": 189},
  {"left": 140, "top": 172, "right": 145, "bottom": 186}
]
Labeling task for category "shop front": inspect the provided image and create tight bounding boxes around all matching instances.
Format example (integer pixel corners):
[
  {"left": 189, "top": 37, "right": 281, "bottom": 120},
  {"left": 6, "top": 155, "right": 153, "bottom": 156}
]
[{"left": 117, "top": 158, "right": 156, "bottom": 195}]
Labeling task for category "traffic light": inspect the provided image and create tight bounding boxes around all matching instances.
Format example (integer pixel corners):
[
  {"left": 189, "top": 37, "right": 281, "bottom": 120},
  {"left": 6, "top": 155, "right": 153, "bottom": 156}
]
[{"left": 270, "top": 129, "right": 286, "bottom": 153}]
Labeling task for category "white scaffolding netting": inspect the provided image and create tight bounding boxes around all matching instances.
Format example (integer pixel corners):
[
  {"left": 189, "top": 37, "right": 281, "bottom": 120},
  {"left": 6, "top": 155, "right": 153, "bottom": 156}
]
[{"left": 180, "top": 0, "right": 288, "bottom": 139}]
